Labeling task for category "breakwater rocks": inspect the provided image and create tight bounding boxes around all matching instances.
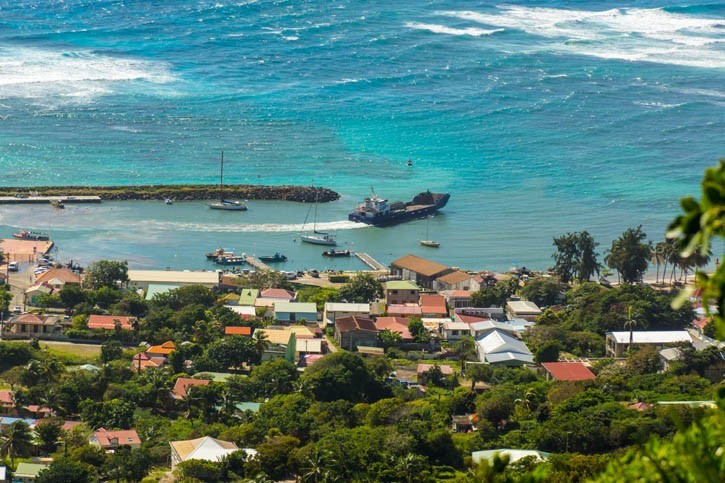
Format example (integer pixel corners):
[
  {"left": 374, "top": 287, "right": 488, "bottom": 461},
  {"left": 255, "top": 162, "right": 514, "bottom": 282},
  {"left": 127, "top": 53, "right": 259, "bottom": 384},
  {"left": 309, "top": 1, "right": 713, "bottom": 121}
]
[{"left": 0, "top": 185, "right": 340, "bottom": 203}]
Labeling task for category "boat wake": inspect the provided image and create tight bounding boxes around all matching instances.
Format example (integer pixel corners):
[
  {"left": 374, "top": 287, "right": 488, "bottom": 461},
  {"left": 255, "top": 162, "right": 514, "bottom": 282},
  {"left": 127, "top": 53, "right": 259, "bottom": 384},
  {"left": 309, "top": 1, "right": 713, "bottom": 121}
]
[{"left": 137, "top": 219, "right": 368, "bottom": 233}]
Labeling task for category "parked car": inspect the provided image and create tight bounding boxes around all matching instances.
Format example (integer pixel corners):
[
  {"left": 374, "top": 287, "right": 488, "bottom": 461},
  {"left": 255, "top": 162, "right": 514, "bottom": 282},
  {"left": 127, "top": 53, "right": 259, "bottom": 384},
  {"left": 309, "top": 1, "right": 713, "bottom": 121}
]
[
  {"left": 7, "top": 261, "right": 19, "bottom": 272},
  {"left": 12, "top": 306, "right": 22, "bottom": 314}
]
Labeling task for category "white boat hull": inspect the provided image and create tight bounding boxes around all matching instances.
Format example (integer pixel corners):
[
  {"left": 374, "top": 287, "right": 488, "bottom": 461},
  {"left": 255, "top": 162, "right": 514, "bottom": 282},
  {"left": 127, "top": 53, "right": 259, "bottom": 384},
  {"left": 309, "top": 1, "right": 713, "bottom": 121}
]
[
  {"left": 419, "top": 240, "right": 440, "bottom": 248},
  {"left": 301, "top": 235, "right": 337, "bottom": 246},
  {"left": 210, "top": 202, "right": 247, "bottom": 211}
]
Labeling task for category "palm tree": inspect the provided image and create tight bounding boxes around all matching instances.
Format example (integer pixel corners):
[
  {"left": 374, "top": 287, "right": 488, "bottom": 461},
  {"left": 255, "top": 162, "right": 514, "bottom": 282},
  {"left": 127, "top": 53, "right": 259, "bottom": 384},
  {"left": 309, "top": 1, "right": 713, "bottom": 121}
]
[
  {"left": 624, "top": 306, "right": 641, "bottom": 349},
  {"left": 0, "top": 421, "right": 34, "bottom": 465},
  {"left": 302, "top": 449, "right": 334, "bottom": 483},
  {"left": 254, "top": 332, "right": 269, "bottom": 363}
]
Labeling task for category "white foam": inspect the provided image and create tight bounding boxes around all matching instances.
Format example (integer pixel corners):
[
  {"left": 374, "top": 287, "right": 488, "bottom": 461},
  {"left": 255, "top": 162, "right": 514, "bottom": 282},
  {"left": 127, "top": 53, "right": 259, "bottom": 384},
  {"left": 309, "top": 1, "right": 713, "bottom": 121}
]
[
  {"left": 406, "top": 22, "right": 503, "bottom": 37},
  {"left": 438, "top": 6, "right": 725, "bottom": 69},
  {"left": 0, "top": 45, "right": 175, "bottom": 102},
  {"left": 137, "top": 219, "right": 369, "bottom": 233}
]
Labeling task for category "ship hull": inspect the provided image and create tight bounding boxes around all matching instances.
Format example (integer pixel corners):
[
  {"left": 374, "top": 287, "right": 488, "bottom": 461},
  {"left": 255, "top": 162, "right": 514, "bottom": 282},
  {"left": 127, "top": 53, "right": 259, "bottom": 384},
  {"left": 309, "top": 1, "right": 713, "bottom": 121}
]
[{"left": 348, "top": 192, "right": 449, "bottom": 227}]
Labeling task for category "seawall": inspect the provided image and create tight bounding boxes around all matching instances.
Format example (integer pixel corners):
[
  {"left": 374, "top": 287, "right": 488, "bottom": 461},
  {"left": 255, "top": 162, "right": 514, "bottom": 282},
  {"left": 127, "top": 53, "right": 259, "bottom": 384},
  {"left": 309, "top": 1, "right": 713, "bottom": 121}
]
[{"left": 0, "top": 185, "right": 340, "bottom": 203}]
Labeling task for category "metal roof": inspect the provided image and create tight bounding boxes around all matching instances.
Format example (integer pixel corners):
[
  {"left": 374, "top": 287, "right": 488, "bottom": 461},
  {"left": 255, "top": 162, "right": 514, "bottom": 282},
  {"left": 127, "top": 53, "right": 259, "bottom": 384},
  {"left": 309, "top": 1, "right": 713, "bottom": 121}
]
[{"left": 608, "top": 331, "right": 693, "bottom": 344}]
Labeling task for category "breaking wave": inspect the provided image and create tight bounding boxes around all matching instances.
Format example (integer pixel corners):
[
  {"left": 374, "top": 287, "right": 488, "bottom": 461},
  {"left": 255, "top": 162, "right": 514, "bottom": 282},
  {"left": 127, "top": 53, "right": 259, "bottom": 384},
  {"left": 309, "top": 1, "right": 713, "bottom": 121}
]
[
  {"left": 405, "top": 22, "right": 503, "bottom": 37},
  {"left": 137, "top": 220, "right": 368, "bottom": 233}
]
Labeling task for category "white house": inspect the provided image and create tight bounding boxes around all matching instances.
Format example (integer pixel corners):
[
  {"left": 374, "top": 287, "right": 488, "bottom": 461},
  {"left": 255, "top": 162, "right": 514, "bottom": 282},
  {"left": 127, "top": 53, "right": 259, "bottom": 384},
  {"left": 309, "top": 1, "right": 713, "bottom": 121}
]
[
  {"left": 127, "top": 270, "right": 220, "bottom": 291},
  {"left": 605, "top": 331, "right": 693, "bottom": 357},
  {"left": 441, "top": 321, "right": 471, "bottom": 341},
  {"left": 476, "top": 330, "right": 534, "bottom": 366},
  {"left": 506, "top": 300, "right": 542, "bottom": 321},
  {"left": 323, "top": 303, "right": 371, "bottom": 325},
  {"left": 170, "top": 436, "right": 254, "bottom": 468},
  {"left": 273, "top": 302, "right": 318, "bottom": 323}
]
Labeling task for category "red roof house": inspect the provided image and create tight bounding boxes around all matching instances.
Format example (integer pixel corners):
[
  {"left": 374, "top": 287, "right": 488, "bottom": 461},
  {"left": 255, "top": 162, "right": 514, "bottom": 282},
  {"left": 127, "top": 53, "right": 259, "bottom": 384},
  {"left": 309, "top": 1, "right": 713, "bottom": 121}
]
[
  {"left": 87, "top": 315, "right": 136, "bottom": 331},
  {"left": 375, "top": 317, "right": 413, "bottom": 341},
  {"left": 260, "top": 288, "right": 296, "bottom": 301},
  {"left": 417, "top": 363, "right": 454, "bottom": 376},
  {"left": 0, "top": 390, "right": 14, "bottom": 409},
  {"left": 541, "top": 362, "right": 596, "bottom": 381},
  {"left": 171, "top": 378, "right": 210, "bottom": 400},
  {"left": 90, "top": 428, "right": 142, "bottom": 451},
  {"left": 420, "top": 294, "right": 448, "bottom": 317},
  {"left": 387, "top": 304, "right": 422, "bottom": 317}
]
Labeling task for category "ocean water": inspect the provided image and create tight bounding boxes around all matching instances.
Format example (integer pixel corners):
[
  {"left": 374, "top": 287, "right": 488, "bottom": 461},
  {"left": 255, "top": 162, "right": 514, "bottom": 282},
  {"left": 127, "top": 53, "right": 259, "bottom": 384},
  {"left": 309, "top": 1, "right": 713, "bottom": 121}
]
[{"left": 0, "top": 1, "right": 723, "bottom": 271}]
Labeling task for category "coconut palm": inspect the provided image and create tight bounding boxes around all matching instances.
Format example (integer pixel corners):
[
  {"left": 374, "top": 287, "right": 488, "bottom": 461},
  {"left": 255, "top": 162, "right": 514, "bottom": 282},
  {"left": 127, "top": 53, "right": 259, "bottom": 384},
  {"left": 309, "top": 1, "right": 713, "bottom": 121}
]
[
  {"left": 0, "top": 421, "right": 34, "bottom": 465},
  {"left": 624, "top": 306, "right": 641, "bottom": 349}
]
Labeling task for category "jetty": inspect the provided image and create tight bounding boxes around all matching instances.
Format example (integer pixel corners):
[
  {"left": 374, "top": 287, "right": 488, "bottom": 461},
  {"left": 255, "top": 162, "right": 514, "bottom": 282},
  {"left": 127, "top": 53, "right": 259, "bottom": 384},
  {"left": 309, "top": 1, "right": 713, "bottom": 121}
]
[
  {"left": 354, "top": 252, "right": 387, "bottom": 271},
  {"left": 244, "top": 255, "right": 271, "bottom": 271},
  {"left": 0, "top": 195, "right": 101, "bottom": 205}
]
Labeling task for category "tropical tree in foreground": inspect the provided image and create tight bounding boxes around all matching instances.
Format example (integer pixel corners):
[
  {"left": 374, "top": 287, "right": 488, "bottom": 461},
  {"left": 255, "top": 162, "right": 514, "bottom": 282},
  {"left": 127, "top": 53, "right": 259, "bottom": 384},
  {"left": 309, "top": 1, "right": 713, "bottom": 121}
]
[
  {"left": 668, "top": 159, "right": 724, "bottom": 338},
  {"left": 0, "top": 420, "right": 34, "bottom": 464},
  {"left": 552, "top": 231, "right": 601, "bottom": 283}
]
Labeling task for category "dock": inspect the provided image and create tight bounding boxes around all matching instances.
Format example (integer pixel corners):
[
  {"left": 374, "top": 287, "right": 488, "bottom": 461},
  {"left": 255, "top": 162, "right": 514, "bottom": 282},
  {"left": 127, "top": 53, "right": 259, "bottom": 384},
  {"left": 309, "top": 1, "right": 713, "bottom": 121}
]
[
  {"left": 244, "top": 256, "right": 271, "bottom": 271},
  {"left": 0, "top": 195, "right": 102, "bottom": 204},
  {"left": 354, "top": 252, "right": 387, "bottom": 271}
]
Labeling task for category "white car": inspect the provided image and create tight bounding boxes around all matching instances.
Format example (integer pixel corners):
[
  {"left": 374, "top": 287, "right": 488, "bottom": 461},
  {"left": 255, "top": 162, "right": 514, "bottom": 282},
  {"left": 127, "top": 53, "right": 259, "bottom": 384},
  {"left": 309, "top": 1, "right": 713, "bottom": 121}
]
[{"left": 12, "top": 306, "right": 22, "bottom": 314}]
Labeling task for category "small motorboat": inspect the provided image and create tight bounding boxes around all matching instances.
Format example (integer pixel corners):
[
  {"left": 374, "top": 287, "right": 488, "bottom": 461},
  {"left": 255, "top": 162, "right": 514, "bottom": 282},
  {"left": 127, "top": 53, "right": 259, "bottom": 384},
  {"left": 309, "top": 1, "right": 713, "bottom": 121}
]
[
  {"left": 50, "top": 199, "right": 65, "bottom": 209},
  {"left": 205, "top": 248, "right": 227, "bottom": 260},
  {"left": 165, "top": 198, "right": 173, "bottom": 205},
  {"left": 322, "top": 249, "right": 351, "bottom": 257},
  {"left": 214, "top": 255, "right": 246, "bottom": 266},
  {"left": 407, "top": 159, "right": 413, "bottom": 167},
  {"left": 13, "top": 230, "right": 50, "bottom": 241},
  {"left": 258, "top": 253, "right": 287, "bottom": 263}
]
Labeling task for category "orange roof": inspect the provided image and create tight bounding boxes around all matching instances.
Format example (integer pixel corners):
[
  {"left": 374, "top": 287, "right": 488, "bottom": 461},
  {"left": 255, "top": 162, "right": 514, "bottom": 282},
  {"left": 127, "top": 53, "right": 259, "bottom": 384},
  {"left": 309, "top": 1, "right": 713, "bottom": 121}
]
[
  {"left": 420, "top": 294, "right": 447, "bottom": 314},
  {"left": 417, "top": 363, "right": 454, "bottom": 375},
  {"left": 387, "top": 304, "right": 422, "bottom": 316},
  {"left": 542, "top": 362, "right": 596, "bottom": 381},
  {"left": 436, "top": 271, "right": 473, "bottom": 285},
  {"left": 391, "top": 254, "right": 451, "bottom": 277},
  {"left": 260, "top": 288, "right": 295, "bottom": 300},
  {"left": 225, "top": 326, "right": 252, "bottom": 336},
  {"left": 93, "top": 428, "right": 141, "bottom": 448},
  {"left": 0, "top": 390, "right": 13, "bottom": 405},
  {"left": 375, "top": 317, "right": 412, "bottom": 340},
  {"left": 87, "top": 315, "right": 135, "bottom": 331},
  {"left": 147, "top": 341, "right": 176, "bottom": 355},
  {"left": 450, "top": 290, "right": 473, "bottom": 298},
  {"left": 35, "top": 268, "right": 81, "bottom": 285},
  {"left": 172, "top": 378, "right": 210, "bottom": 399}
]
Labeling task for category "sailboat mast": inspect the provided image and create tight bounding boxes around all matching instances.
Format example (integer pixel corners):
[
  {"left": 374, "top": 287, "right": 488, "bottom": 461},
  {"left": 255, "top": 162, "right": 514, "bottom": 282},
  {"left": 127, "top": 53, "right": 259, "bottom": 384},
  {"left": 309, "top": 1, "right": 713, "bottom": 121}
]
[{"left": 219, "top": 151, "right": 224, "bottom": 201}]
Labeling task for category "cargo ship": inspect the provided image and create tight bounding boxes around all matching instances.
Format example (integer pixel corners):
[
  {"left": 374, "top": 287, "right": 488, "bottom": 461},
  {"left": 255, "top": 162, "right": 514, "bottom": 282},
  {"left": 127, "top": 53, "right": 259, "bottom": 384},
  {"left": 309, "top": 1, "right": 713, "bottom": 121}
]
[{"left": 348, "top": 190, "right": 450, "bottom": 226}]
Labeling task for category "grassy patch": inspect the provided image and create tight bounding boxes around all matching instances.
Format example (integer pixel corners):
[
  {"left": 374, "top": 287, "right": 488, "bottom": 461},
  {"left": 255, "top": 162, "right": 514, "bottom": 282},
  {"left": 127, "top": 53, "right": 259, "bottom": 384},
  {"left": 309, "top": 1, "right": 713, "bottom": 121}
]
[{"left": 38, "top": 341, "right": 101, "bottom": 364}]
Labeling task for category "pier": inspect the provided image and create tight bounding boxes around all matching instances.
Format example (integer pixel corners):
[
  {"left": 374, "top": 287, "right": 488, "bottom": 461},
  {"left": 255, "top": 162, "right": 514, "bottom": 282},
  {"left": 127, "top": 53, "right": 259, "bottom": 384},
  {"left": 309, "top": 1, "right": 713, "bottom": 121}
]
[
  {"left": 0, "top": 195, "right": 102, "bottom": 204},
  {"left": 354, "top": 252, "right": 388, "bottom": 271},
  {"left": 244, "top": 256, "right": 271, "bottom": 271}
]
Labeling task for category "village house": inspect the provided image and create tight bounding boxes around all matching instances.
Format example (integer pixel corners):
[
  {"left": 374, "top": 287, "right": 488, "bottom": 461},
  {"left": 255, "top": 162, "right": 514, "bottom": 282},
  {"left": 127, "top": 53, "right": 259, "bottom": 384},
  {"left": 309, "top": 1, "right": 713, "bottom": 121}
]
[
  {"left": 9, "top": 313, "right": 60, "bottom": 335},
  {"left": 273, "top": 301, "right": 317, "bottom": 323},
  {"left": 170, "top": 436, "right": 247, "bottom": 468},
  {"left": 434, "top": 270, "right": 480, "bottom": 292},
  {"left": 13, "top": 462, "right": 49, "bottom": 483},
  {"left": 417, "top": 363, "right": 454, "bottom": 384},
  {"left": 0, "top": 391, "right": 14, "bottom": 412},
  {"left": 334, "top": 316, "right": 379, "bottom": 351},
  {"left": 387, "top": 304, "right": 422, "bottom": 318},
  {"left": 323, "top": 302, "right": 371, "bottom": 326},
  {"left": 384, "top": 280, "right": 420, "bottom": 305},
  {"left": 146, "top": 341, "right": 176, "bottom": 356},
  {"left": 420, "top": 294, "right": 448, "bottom": 318},
  {"left": 127, "top": 269, "right": 220, "bottom": 291},
  {"left": 260, "top": 288, "right": 296, "bottom": 301},
  {"left": 541, "top": 362, "right": 596, "bottom": 381},
  {"left": 34, "top": 267, "right": 81, "bottom": 289},
  {"left": 132, "top": 352, "right": 165, "bottom": 372},
  {"left": 441, "top": 320, "right": 471, "bottom": 342},
  {"left": 605, "top": 331, "right": 693, "bottom": 358},
  {"left": 375, "top": 317, "right": 413, "bottom": 342},
  {"left": 24, "top": 283, "right": 55, "bottom": 306},
  {"left": 455, "top": 307, "right": 506, "bottom": 322},
  {"left": 443, "top": 290, "right": 473, "bottom": 309},
  {"left": 87, "top": 314, "right": 136, "bottom": 331},
  {"left": 90, "top": 428, "right": 142, "bottom": 452},
  {"left": 390, "top": 254, "right": 455, "bottom": 289},
  {"left": 469, "top": 320, "right": 518, "bottom": 339},
  {"left": 224, "top": 305, "right": 257, "bottom": 320},
  {"left": 475, "top": 330, "right": 534, "bottom": 366},
  {"left": 506, "top": 300, "right": 543, "bottom": 321},
  {"left": 255, "top": 326, "right": 316, "bottom": 361},
  {"left": 171, "top": 377, "right": 211, "bottom": 400}
]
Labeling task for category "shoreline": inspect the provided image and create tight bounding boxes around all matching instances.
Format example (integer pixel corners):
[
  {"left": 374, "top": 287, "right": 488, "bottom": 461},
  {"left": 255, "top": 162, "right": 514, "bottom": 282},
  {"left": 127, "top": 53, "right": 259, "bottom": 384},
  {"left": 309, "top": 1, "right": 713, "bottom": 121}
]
[{"left": 0, "top": 184, "right": 340, "bottom": 203}]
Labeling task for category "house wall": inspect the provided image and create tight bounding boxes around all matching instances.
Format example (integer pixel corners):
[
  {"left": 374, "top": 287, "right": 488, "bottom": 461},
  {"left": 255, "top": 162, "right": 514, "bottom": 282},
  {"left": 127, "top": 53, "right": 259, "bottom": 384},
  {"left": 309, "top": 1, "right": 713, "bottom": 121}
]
[
  {"left": 335, "top": 329, "right": 378, "bottom": 351},
  {"left": 385, "top": 289, "right": 419, "bottom": 305},
  {"left": 274, "top": 311, "right": 317, "bottom": 323}
]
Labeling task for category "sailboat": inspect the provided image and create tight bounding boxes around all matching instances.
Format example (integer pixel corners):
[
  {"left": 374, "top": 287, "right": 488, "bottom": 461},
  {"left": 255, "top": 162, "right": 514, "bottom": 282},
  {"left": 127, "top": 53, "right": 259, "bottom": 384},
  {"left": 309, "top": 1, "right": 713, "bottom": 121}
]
[
  {"left": 300, "top": 184, "right": 336, "bottom": 246},
  {"left": 209, "top": 151, "right": 247, "bottom": 211},
  {"left": 419, "top": 216, "right": 439, "bottom": 248}
]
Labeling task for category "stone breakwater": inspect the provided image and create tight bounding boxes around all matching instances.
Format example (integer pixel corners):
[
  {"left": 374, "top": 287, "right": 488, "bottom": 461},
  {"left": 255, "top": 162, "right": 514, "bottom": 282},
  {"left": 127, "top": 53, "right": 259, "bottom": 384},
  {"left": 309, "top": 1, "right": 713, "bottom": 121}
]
[{"left": 0, "top": 185, "right": 340, "bottom": 203}]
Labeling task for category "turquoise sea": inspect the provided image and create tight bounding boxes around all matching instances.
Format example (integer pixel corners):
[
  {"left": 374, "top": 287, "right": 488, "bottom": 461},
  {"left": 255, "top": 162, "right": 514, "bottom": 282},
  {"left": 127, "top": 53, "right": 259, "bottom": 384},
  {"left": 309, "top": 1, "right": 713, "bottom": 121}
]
[{"left": 0, "top": 1, "right": 723, "bottom": 271}]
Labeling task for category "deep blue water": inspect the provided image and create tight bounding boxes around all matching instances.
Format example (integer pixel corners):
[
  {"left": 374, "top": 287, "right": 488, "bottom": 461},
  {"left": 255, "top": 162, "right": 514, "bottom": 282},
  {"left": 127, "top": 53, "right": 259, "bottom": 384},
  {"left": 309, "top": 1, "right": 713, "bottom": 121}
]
[{"left": 0, "top": 1, "right": 723, "bottom": 271}]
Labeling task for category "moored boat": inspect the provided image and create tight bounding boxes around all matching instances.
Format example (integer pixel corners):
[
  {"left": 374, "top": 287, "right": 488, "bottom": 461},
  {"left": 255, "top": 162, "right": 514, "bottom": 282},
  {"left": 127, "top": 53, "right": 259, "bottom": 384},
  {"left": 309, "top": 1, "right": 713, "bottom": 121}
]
[
  {"left": 214, "top": 255, "right": 246, "bottom": 265},
  {"left": 348, "top": 190, "right": 450, "bottom": 226},
  {"left": 419, "top": 240, "right": 440, "bottom": 248},
  {"left": 258, "top": 253, "right": 287, "bottom": 263},
  {"left": 50, "top": 199, "right": 65, "bottom": 209},
  {"left": 322, "top": 249, "right": 351, "bottom": 257},
  {"left": 13, "top": 230, "right": 50, "bottom": 241},
  {"left": 209, "top": 151, "right": 247, "bottom": 211}
]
